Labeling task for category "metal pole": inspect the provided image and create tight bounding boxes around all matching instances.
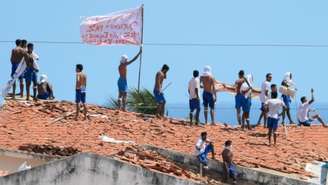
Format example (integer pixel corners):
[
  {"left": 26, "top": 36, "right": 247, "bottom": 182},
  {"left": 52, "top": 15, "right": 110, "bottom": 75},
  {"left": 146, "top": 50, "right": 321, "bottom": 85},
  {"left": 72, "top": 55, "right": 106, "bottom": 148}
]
[{"left": 137, "top": 4, "right": 144, "bottom": 92}]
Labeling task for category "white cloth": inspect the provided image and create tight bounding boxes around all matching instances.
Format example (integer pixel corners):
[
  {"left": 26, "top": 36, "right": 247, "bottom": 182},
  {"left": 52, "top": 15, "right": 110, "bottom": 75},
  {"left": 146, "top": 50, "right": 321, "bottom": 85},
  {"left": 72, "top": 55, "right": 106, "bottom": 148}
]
[
  {"left": 240, "top": 74, "right": 253, "bottom": 98},
  {"left": 1, "top": 59, "right": 27, "bottom": 98},
  {"left": 188, "top": 77, "right": 200, "bottom": 99},
  {"left": 202, "top": 65, "right": 212, "bottom": 77},
  {"left": 260, "top": 81, "right": 271, "bottom": 103},
  {"left": 195, "top": 137, "right": 206, "bottom": 155},
  {"left": 265, "top": 98, "right": 285, "bottom": 119},
  {"left": 32, "top": 52, "right": 40, "bottom": 70},
  {"left": 297, "top": 102, "right": 311, "bottom": 122},
  {"left": 40, "top": 74, "right": 48, "bottom": 83},
  {"left": 80, "top": 6, "right": 143, "bottom": 46}
]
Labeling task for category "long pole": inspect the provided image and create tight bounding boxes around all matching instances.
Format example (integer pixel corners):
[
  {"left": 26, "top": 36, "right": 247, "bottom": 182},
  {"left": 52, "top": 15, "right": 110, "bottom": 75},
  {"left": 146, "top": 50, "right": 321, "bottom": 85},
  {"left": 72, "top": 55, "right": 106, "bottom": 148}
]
[{"left": 137, "top": 4, "right": 144, "bottom": 92}]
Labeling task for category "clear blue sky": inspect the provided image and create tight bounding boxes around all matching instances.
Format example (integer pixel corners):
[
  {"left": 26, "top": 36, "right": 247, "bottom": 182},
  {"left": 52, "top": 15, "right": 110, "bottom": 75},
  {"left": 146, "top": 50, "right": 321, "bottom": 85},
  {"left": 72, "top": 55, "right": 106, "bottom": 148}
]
[{"left": 1, "top": 0, "right": 328, "bottom": 105}]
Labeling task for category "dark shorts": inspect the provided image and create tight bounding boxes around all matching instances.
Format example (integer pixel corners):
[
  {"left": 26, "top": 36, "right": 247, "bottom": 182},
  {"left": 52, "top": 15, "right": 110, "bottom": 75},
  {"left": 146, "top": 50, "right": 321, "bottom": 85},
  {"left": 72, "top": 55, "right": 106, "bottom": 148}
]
[
  {"left": 282, "top": 95, "right": 291, "bottom": 109},
  {"left": 24, "top": 67, "right": 37, "bottom": 85},
  {"left": 11, "top": 63, "right": 23, "bottom": 79},
  {"left": 203, "top": 91, "right": 215, "bottom": 109},
  {"left": 153, "top": 89, "right": 165, "bottom": 104},
  {"left": 117, "top": 77, "right": 128, "bottom": 93},
  {"left": 242, "top": 97, "right": 251, "bottom": 113},
  {"left": 268, "top": 117, "right": 279, "bottom": 132},
  {"left": 189, "top": 98, "right": 200, "bottom": 112},
  {"left": 260, "top": 103, "right": 265, "bottom": 111},
  {"left": 299, "top": 119, "right": 313, "bottom": 127},
  {"left": 37, "top": 93, "right": 49, "bottom": 100},
  {"left": 235, "top": 93, "right": 244, "bottom": 109},
  {"left": 76, "top": 89, "right": 86, "bottom": 103}
]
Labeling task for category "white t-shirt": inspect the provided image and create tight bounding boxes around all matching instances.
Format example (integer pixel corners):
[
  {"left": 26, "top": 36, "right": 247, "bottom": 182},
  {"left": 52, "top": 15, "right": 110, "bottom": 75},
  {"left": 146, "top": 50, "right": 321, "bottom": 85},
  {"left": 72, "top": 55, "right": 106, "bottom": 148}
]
[
  {"left": 297, "top": 102, "right": 310, "bottom": 122},
  {"left": 188, "top": 77, "right": 200, "bottom": 99},
  {"left": 265, "top": 98, "right": 285, "bottom": 119},
  {"left": 195, "top": 137, "right": 206, "bottom": 155},
  {"left": 260, "top": 81, "right": 271, "bottom": 103}
]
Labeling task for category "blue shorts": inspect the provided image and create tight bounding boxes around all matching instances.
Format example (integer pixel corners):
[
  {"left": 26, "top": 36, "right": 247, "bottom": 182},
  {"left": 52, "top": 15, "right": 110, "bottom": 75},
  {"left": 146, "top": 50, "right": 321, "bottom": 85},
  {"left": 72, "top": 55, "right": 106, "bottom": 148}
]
[
  {"left": 189, "top": 98, "right": 200, "bottom": 112},
  {"left": 268, "top": 117, "right": 279, "bottom": 132},
  {"left": 242, "top": 97, "right": 252, "bottom": 113},
  {"left": 24, "top": 67, "right": 37, "bottom": 85},
  {"left": 117, "top": 77, "right": 128, "bottom": 93},
  {"left": 282, "top": 95, "right": 291, "bottom": 109},
  {"left": 76, "top": 89, "right": 86, "bottom": 103},
  {"left": 197, "top": 144, "right": 214, "bottom": 165},
  {"left": 203, "top": 91, "right": 215, "bottom": 109},
  {"left": 153, "top": 89, "right": 165, "bottom": 104},
  {"left": 260, "top": 103, "right": 265, "bottom": 111},
  {"left": 235, "top": 93, "right": 244, "bottom": 109},
  {"left": 37, "top": 93, "right": 49, "bottom": 100},
  {"left": 11, "top": 63, "right": 23, "bottom": 79},
  {"left": 299, "top": 119, "right": 313, "bottom": 127}
]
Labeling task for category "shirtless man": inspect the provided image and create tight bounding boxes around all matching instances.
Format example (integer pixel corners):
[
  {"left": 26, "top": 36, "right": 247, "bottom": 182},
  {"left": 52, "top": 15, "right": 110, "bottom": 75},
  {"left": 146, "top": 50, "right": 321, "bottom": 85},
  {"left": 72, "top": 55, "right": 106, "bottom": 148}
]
[
  {"left": 37, "top": 74, "right": 54, "bottom": 100},
  {"left": 154, "top": 64, "right": 169, "bottom": 117},
  {"left": 75, "top": 64, "right": 88, "bottom": 120},
  {"left": 222, "top": 140, "right": 237, "bottom": 184},
  {"left": 200, "top": 66, "right": 216, "bottom": 125},
  {"left": 117, "top": 48, "right": 142, "bottom": 111},
  {"left": 10, "top": 39, "right": 27, "bottom": 99},
  {"left": 234, "top": 70, "right": 246, "bottom": 125},
  {"left": 24, "top": 43, "right": 38, "bottom": 100}
]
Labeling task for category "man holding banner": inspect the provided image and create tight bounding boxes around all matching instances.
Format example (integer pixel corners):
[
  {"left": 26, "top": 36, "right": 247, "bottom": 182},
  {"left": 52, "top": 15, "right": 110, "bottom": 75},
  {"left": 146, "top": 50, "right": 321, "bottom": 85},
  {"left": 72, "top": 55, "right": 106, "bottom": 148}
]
[{"left": 117, "top": 47, "right": 142, "bottom": 111}]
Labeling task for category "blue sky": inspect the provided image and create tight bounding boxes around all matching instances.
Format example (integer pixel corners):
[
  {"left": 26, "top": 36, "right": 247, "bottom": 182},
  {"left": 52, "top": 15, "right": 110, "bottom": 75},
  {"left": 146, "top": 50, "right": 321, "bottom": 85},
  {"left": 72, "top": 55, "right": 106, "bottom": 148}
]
[{"left": 1, "top": 0, "right": 328, "bottom": 105}]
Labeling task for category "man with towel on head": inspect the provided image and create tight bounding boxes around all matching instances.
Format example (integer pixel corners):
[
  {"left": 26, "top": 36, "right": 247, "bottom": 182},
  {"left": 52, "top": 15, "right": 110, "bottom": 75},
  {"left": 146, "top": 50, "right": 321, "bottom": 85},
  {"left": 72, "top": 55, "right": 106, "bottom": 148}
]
[
  {"left": 117, "top": 48, "right": 142, "bottom": 111},
  {"left": 280, "top": 72, "right": 295, "bottom": 125},
  {"left": 200, "top": 66, "right": 216, "bottom": 125}
]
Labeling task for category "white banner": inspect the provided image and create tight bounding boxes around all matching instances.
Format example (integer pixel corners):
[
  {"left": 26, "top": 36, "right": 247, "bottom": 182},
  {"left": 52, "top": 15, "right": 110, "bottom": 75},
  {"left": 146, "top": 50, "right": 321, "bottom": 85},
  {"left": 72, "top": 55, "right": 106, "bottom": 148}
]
[{"left": 80, "top": 6, "right": 143, "bottom": 46}]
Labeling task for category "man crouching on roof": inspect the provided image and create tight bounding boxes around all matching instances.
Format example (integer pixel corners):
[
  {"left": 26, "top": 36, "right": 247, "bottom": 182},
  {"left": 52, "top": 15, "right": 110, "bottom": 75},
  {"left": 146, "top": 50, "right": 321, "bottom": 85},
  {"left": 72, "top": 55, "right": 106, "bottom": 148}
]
[{"left": 195, "top": 132, "right": 215, "bottom": 169}]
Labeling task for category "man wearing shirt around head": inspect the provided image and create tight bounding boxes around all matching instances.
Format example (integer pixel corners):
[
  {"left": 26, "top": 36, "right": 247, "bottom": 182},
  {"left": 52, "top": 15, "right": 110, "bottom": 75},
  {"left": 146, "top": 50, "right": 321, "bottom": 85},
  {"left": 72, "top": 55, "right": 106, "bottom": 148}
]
[
  {"left": 257, "top": 73, "right": 272, "bottom": 127},
  {"left": 265, "top": 89, "right": 286, "bottom": 146},
  {"left": 297, "top": 89, "right": 327, "bottom": 127},
  {"left": 188, "top": 70, "right": 201, "bottom": 125}
]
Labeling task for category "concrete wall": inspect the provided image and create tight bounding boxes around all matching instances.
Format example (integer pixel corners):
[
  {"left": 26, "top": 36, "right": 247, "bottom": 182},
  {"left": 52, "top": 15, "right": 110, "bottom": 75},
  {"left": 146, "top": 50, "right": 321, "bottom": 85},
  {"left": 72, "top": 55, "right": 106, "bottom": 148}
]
[
  {"left": 0, "top": 153, "right": 203, "bottom": 185},
  {"left": 143, "top": 145, "right": 318, "bottom": 185}
]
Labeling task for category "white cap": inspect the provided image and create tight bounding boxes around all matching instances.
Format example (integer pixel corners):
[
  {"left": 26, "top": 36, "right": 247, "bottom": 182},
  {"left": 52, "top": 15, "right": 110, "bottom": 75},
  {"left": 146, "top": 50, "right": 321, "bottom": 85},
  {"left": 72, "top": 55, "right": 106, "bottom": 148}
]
[
  {"left": 202, "top": 65, "right": 212, "bottom": 77},
  {"left": 40, "top": 74, "right": 48, "bottom": 83},
  {"left": 120, "top": 55, "right": 128, "bottom": 64}
]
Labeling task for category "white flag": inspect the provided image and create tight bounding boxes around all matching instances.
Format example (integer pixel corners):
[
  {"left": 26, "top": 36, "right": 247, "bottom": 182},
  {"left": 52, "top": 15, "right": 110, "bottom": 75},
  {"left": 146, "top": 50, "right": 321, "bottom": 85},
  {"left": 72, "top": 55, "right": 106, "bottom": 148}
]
[{"left": 80, "top": 6, "right": 143, "bottom": 46}]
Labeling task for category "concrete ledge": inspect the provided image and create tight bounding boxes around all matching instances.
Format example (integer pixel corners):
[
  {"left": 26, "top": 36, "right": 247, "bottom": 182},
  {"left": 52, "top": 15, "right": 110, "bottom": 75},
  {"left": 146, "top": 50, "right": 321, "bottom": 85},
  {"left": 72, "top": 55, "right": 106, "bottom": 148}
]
[
  {"left": 0, "top": 148, "right": 58, "bottom": 161},
  {"left": 0, "top": 152, "right": 203, "bottom": 185},
  {"left": 143, "top": 145, "right": 318, "bottom": 185}
]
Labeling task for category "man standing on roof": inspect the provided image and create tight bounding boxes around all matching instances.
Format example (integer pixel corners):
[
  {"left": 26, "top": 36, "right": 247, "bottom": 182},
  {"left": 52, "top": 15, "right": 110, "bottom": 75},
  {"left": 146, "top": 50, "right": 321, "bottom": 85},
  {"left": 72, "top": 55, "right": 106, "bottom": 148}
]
[
  {"left": 10, "top": 39, "right": 27, "bottom": 99},
  {"left": 117, "top": 48, "right": 142, "bottom": 111},
  {"left": 188, "top": 70, "right": 201, "bottom": 125},
  {"left": 265, "top": 88, "right": 286, "bottom": 146},
  {"left": 200, "top": 66, "right": 217, "bottom": 125},
  {"left": 240, "top": 74, "right": 253, "bottom": 130},
  {"left": 154, "top": 64, "right": 170, "bottom": 117},
  {"left": 280, "top": 72, "right": 295, "bottom": 125},
  {"left": 234, "top": 70, "right": 246, "bottom": 126},
  {"left": 257, "top": 73, "right": 272, "bottom": 127}
]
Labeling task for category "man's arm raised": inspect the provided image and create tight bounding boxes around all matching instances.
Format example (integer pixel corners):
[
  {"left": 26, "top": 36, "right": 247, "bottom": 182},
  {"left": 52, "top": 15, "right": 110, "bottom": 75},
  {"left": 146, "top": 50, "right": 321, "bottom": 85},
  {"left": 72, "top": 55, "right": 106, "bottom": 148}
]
[{"left": 127, "top": 47, "right": 142, "bottom": 65}]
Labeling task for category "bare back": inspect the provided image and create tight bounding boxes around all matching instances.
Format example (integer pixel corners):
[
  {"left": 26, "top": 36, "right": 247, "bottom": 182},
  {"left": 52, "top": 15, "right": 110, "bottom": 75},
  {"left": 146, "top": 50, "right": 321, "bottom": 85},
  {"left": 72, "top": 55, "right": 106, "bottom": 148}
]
[
  {"left": 235, "top": 78, "right": 244, "bottom": 93},
  {"left": 76, "top": 72, "right": 87, "bottom": 90},
  {"left": 118, "top": 64, "right": 127, "bottom": 79},
  {"left": 10, "top": 47, "right": 26, "bottom": 65},
  {"left": 154, "top": 71, "right": 165, "bottom": 91},
  {"left": 201, "top": 76, "right": 215, "bottom": 93}
]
